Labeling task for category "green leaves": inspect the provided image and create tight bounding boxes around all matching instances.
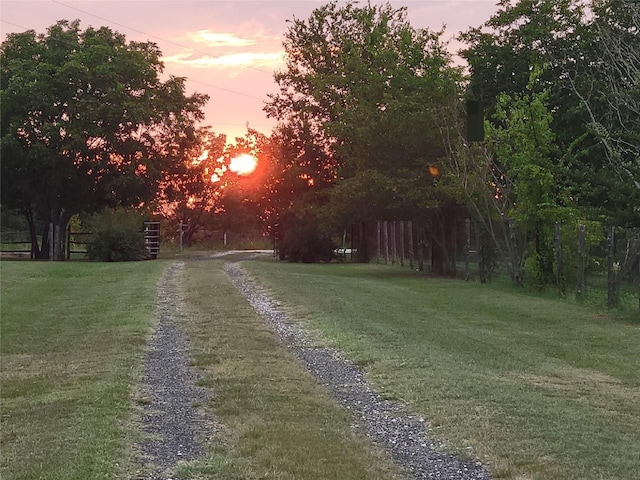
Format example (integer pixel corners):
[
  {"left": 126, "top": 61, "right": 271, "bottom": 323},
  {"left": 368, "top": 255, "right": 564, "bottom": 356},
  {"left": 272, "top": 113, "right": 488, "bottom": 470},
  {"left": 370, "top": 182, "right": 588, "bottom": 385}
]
[
  {"left": 485, "top": 73, "right": 559, "bottom": 225},
  {"left": 0, "top": 20, "right": 208, "bottom": 259},
  {"left": 266, "top": 1, "right": 462, "bottom": 233}
]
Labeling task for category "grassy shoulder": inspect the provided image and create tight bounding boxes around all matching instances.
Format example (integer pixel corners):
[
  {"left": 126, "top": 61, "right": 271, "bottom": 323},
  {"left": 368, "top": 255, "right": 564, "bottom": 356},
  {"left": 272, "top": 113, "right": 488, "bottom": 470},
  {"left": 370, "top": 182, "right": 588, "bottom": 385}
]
[
  {"left": 242, "top": 259, "right": 640, "bottom": 480},
  {"left": 176, "top": 258, "right": 403, "bottom": 480},
  {"left": 0, "top": 259, "right": 167, "bottom": 480}
]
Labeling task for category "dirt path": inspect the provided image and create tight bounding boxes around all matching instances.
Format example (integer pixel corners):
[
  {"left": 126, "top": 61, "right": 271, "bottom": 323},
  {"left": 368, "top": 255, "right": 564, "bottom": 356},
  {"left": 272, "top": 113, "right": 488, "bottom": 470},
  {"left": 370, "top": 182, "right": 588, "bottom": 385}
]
[{"left": 225, "top": 258, "right": 492, "bottom": 480}]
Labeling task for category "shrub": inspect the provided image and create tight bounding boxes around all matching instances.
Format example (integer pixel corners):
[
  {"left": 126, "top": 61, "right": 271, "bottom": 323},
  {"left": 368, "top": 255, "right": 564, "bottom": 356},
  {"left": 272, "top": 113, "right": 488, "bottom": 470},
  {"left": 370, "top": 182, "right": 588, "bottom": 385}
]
[
  {"left": 86, "top": 226, "right": 146, "bottom": 262},
  {"left": 279, "top": 223, "right": 336, "bottom": 263}
]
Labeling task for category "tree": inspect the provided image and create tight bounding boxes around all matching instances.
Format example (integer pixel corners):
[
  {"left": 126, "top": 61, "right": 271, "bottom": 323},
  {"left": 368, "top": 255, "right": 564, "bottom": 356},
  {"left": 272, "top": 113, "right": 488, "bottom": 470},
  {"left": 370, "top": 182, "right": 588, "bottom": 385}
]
[
  {"left": 266, "top": 1, "right": 464, "bottom": 265},
  {"left": 459, "top": 0, "right": 639, "bottom": 226},
  {"left": 567, "top": 0, "right": 640, "bottom": 201},
  {"left": 484, "top": 78, "right": 561, "bottom": 285},
  {"left": 0, "top": 20, "right": 207, "bottom": 259},
  {"left": 154, "top": 128, "right": 227, "bottom": 245}
]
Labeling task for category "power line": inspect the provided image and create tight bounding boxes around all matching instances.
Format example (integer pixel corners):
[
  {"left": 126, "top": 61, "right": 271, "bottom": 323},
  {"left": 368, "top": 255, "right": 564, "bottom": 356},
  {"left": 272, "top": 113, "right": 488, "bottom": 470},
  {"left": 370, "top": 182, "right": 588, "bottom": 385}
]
[
  {"left": 0, "top": 18, "right": 268, "bottom": 102},
  {"left": 0, "top": 19, "right": 31, "bottom": 32},
  {"left": 50, "top": 0, "right": 277, "bottom": 76}
]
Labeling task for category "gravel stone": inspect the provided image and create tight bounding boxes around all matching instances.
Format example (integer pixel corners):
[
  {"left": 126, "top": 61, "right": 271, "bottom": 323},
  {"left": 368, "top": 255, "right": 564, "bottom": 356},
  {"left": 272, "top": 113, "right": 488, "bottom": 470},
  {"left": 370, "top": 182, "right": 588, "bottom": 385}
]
[
  {"left": 225, "top": 259, "right": 493, "bottom": 480},
  {"left": 137, "top": 262, "right": 210, "bottom": 480}
]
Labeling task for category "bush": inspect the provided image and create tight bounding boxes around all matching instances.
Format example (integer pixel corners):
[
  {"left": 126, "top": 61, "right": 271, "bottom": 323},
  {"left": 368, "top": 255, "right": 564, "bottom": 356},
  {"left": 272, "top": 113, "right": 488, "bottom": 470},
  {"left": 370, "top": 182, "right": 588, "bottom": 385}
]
[
  {"left": 279, "top": 223, "right": 336, "bottom": 263},
  {"left": 86, "top": 227, "right": 146, "bottom": 262}
]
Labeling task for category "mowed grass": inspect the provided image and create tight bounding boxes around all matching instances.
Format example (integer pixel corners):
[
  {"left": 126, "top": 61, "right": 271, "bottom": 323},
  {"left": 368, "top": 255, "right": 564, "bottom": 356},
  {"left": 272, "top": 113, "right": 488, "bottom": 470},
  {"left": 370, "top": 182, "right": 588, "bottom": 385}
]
[
  {"left": 174, "top": 258, "right": 403, "bottom": 480},
  {"left": 0, "top": 259, "right": 167, "bottom": 480},
  {"left": 242, "top": 260, "right": 640, "bottom": 480}
]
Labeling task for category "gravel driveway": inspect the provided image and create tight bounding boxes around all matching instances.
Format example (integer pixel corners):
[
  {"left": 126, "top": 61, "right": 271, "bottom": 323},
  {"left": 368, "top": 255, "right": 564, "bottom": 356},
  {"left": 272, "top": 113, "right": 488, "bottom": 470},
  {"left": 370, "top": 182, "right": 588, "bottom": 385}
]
[
  {"left": 225, "top": 257, "right": 492, "bottom": 480},
  {"left": 136, "top": 262, "right": 210, "bottom": 479},
  {"left": 136, "top": 253, "right": 492, "bottom": 479}
]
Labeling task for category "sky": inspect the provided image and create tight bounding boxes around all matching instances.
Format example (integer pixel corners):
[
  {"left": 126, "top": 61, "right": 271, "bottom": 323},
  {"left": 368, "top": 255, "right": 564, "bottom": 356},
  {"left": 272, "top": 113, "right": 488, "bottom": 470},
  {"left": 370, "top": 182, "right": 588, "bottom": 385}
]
[{"left": 1, "top": 0, "right": 500, "bottom": 143}]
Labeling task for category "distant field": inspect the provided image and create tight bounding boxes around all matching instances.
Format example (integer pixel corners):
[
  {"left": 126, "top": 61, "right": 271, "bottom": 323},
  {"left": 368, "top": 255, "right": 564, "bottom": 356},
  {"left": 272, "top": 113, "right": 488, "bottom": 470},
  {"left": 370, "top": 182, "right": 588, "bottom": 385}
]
[
  {"left": 0, "top": 259, "right": 167, "bottom": 480},
  {"left": 243, "top": 259, "right": 640, "bottom": 480}
]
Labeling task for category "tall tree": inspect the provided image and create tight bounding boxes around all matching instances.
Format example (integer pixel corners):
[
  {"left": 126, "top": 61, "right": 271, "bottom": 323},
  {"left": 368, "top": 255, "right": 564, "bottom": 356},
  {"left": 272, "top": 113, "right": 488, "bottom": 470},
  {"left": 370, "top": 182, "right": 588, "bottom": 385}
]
[
  {"left": 0, "top": 20, "right": 207, "bottom": 259},
  {"left": 154, "top": 128, "right": 226, "bottom": 245},
  {"left": 568, "top": 0, "right": 640, "bottom": 201},
  {"left": 459, "top": 0, "right": 639, "bottom": 226},
  {"left": 266, "top": 1, "right": 464, "bottom": 264},
  {"left": 485, "top": 77, "right": 560, "bottom": 285}
]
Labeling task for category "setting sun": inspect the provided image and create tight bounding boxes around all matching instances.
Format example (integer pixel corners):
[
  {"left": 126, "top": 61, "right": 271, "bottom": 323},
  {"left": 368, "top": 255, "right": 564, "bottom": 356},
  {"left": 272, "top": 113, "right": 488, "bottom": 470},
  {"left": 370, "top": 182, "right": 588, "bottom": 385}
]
[{"left": 229, "top": 153, "right": 257, "bottom": 175}]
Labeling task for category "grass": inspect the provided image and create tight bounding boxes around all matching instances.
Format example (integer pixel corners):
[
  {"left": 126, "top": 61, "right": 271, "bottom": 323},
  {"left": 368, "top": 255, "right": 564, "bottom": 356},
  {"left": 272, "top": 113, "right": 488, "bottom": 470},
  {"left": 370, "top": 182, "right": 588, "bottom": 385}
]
[
  {"left": 242, "top": 259, "right": 640, "bottom": 480},
  {"left": 0, "top": 259, "right": 167, "bottom": 480},
  {"left": 3, "top": 253, "right": 638, "bottom": 479},
  {"left": 174, "top": 257, "right": 403, "bottom": 479}
]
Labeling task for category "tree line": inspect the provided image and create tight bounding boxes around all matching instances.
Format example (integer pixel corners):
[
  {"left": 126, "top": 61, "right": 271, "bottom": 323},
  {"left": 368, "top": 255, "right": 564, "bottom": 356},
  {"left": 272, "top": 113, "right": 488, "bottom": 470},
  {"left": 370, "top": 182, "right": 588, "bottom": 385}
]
[
  {"left": 261, "top": 0, "right": 639, "bottom": 291},
  {"left": 1, "top": 1, "right": 638, "bottom": 293}
]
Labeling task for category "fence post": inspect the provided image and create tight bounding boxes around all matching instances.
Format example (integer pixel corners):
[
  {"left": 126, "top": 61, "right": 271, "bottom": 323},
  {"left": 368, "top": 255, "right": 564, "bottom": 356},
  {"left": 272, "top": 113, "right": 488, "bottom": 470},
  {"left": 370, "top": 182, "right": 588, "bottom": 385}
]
[
  {"left": 49, "top": 222, "right": 54, "bottom": 261},
  {"left": 418, "top": 228, "right": 425, "bottom": 272},
  {"left": 377, "top": 222, "right": 381, "bottom": 263},
  {"left": 464, "top": 218, "right": 471, "bottom": 281},
  {"left": 66, "top": 224, "right": 71, "bottom": 260},
  {"left": 390, "top": 221, "right": 396, "bottom": 265},
  {"left": 607, "top": 226, "right": 617, "bottom": 308},
  {"left": 636, "top": 228, "right": 640, "bottom": 312},
  {"left": 477, "top": 223, "right": 486, "bottom": 283},
  {"left": 399, "top": 221, "right": 405, "bottom": 267},
  {"left": 555, "top": 221, "right": 563, "bottom": 296},
  {"left": 408, "top": 220, "right": 414, "bottom": 269},
  {"left": 576, "top": 225, "right": 586, "bottom": 302},
  {"left": 383, "top": 221, "right": 389, "bottom": 264}
]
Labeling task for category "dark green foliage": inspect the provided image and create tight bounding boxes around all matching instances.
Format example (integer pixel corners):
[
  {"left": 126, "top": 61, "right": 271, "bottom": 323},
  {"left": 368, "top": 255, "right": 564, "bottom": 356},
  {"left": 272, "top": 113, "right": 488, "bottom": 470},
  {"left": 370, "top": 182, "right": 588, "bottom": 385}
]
[
  {"left": 83, "top": 208, "right": 150, "bottom": 262},
  {"left": 279, "top": 218, "right": 336, "bottom": 263},
  {"left": 1, "top": 20, "right": 207, "bottom": 259},
  {"left": 265, "top": 1, "right": 465, "bottom": 264},
  {"left": 86, "top": 226, "right": 146, "bottom": 262},
  {"left": 0, "top": 205, "right": 28, "bottom": 234}
]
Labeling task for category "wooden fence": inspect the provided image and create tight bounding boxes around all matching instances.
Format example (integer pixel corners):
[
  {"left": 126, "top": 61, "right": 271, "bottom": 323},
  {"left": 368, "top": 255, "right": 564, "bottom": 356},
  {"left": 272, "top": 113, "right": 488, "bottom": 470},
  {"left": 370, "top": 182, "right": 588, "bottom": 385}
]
[
  {"left": 373, "top": 219, "right": 640, "bottom": 312},
  {"left": 1, "top": 222, "right": 161, "bottom": 260},
  {"left": 0, "top": 226, "right": 90, "bottom": 259}
]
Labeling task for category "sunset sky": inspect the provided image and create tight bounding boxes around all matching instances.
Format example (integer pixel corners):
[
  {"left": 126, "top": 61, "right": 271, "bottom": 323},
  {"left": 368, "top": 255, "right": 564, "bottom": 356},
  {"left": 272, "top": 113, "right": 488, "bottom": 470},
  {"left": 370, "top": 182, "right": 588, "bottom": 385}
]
[{"left": 1, "top": 1, "right": 500, "bottom": 143}]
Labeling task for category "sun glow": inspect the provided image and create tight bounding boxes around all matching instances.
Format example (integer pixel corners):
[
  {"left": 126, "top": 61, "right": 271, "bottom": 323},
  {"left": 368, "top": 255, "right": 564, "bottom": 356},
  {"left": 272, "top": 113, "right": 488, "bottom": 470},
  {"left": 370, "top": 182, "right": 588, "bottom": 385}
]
[{"left": 229, "top": 153, "right": 257, "bottom": 175}]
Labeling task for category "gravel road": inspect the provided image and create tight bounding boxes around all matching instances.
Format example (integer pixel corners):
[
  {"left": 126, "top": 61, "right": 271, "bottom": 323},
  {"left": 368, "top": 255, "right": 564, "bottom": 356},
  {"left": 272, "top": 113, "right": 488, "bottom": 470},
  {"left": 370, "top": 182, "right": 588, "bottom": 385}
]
[
  {"left": 137, "top": 262, "right": 210, "bottom": 480},
  {"left": 136, "top": 254, "right": 492, "bottom": 479},
  {"left": 224, "top": 258, "right": 492, "bottom": 480}
]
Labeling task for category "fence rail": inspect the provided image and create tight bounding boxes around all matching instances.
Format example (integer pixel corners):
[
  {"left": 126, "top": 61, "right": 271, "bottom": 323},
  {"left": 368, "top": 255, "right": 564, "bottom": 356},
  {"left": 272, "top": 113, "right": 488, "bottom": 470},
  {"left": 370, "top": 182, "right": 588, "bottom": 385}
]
[
  {"left": 2, "top": 222, "right": 160, "bottom": 260},
  {"left": 1, "top": 228, "right": 89, "bottom": 259}
]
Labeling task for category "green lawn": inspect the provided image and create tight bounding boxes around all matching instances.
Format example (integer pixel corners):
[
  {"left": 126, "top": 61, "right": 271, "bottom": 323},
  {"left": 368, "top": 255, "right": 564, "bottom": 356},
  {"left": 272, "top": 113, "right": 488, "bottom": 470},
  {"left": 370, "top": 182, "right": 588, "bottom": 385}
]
[
  {"left": 2, "top": 256, "right": 638, "bottom": 480},
  {"left": 0, "top": 257, "right": 403, "bottom": 480},
  {"left": 0, "top": 260, "right": 167, "bottom": 480},
  {"left": 242, "top": 260, "right": 640, "bottom": 480}
]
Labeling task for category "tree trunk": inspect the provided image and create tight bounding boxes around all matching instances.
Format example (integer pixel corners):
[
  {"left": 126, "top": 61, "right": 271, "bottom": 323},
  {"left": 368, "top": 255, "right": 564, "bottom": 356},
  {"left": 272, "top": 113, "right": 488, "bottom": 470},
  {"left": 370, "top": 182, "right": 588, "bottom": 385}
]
[
  {"left": 576, "top": 224, "right": 586, "bottom": 301},
  {"left": 607, "top": 226, "right": 618, "bottom": 308},
  {"left": 408, "top": 220, "right": 414, "bottom": 269},
  {"left": 24, "top": 208, "right": 48, "bottom": 259},
  {"left": 356, "top": 222, "right": 369, "bottom": 263},
  {"left": 431, "top": 238, "right": 444, "bottom": 275},
  {"left": 507, "top": 218, "right": 523, "bottom": 286},
  {"left": 51, "top": 211, "right": 73, "bottom": 261}
]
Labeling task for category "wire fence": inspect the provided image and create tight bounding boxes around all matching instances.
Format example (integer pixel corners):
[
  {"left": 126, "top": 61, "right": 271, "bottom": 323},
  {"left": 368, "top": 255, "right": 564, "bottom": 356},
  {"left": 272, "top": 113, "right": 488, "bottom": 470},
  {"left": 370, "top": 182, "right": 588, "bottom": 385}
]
[{"left": 367, "top": 220, "right": 639, "bottom": 314}]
